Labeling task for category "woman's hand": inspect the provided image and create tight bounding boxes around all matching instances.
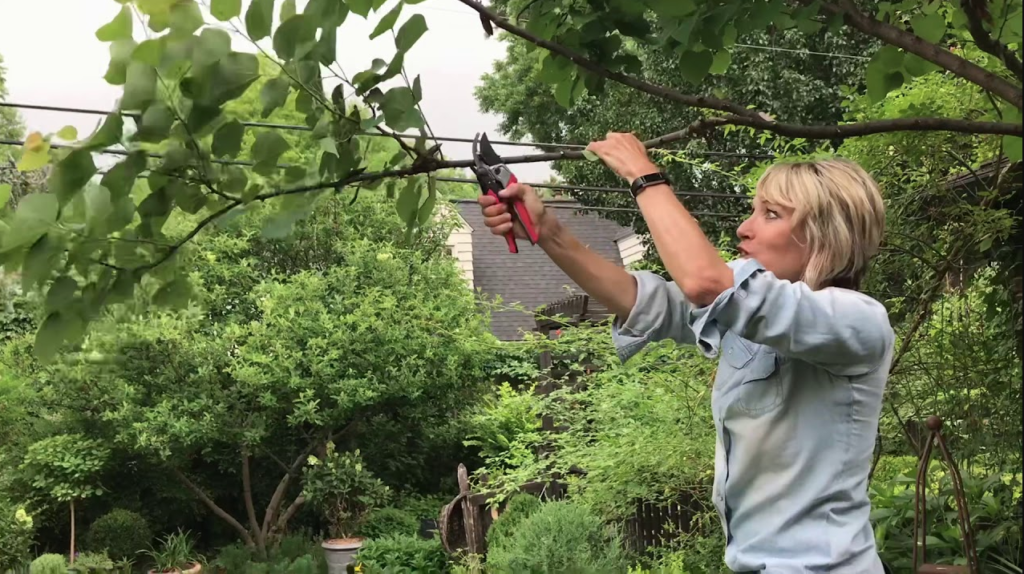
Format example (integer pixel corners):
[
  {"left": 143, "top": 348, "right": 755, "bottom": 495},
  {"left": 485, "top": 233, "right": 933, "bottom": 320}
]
[
  {"left": 585, "top": 132, "right": 659, "bottom": 182},
  {"left": 477, "top": 183, "right": 556, "bottom": 241}
]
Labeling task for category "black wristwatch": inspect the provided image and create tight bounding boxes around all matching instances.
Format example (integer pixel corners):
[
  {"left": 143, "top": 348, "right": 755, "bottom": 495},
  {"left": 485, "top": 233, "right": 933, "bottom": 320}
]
[{"left": 629, "top": 172, "right": 670, "bottom": 199}]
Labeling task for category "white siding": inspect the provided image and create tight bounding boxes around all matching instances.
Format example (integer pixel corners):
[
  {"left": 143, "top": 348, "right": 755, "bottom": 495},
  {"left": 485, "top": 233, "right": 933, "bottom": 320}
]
[
  {"left": 616, "top": 233, "right": 646, "bottom": 267},
  {"left": 440, "top": 207, "right": 475, "bottom": 289}
]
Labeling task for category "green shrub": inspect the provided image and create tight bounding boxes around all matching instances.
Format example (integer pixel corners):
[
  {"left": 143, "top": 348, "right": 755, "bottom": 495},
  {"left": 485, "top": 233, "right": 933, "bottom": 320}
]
[
  {"left": 484, "top": 494, "right": 542, "bottom": 551},
  {"left": 485, "top": 500, "right": 628, "bottom": 574},
  {"left": 84, "top": 509, "right": 152, "bottom": 561},
  {"left": 68, "top": 551, "right": 114, "bottom": 572},
  {"left": 29, "top": 554, "right": 66, "bottom": 574},
  {"left": 356, "top": 535, "right": 448, "bottom": 574},
  {"left": 357, "top": 507, "right": 420, "bottom": 540},
  {"left": 0, "top": 501, "right": 35, "bottom": 572}
]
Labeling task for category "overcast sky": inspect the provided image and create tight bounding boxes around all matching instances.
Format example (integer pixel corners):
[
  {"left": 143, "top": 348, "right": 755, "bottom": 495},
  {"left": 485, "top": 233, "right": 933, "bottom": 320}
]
[{"left": 0, "top": 0, "right": 554, "bottom": 181}]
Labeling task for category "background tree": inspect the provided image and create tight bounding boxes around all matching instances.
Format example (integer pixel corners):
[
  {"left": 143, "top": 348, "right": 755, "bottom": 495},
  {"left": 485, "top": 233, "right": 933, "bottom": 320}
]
[{"left": 0, "top": 0, "right": 1020, "bottom": 360}]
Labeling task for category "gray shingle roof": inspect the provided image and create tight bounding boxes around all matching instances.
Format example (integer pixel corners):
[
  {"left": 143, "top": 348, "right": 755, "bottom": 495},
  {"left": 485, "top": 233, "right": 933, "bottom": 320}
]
[{"left": 453, "top": 200, "right": 632, "bottom": 340}]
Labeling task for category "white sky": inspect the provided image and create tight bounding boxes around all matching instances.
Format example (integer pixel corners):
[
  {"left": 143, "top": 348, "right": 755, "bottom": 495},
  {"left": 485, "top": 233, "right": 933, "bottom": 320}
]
[{"left": 0, "top": 0, "right": 553, "bottom": 181}]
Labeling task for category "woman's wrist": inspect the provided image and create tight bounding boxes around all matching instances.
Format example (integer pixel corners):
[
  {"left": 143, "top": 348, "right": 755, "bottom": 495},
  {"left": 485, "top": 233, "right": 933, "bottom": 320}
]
[
  {"left": 537, "top": 215, "right": 567, "bottom": 250},
  {"left": 622, "top": 161, "right": 661, "bottom": 182}
]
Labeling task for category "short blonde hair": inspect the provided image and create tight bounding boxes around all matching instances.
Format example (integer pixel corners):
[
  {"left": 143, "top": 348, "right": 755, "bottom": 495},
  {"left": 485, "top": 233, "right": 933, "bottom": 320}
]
[{"left": 755, "top": 158, "right": 886, "bottom": 291}]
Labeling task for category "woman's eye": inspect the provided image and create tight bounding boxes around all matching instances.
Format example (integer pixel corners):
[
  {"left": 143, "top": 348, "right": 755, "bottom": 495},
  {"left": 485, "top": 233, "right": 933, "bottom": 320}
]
[{"left": 765, "top": 209, "right": 779, "bottom": 219}]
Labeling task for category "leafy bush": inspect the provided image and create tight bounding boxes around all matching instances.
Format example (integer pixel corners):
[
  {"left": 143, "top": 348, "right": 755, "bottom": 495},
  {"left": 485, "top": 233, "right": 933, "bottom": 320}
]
[
  {"left": 85, "top": 508, "right": 152, "bottom": 561},
  {"left": 485, "top": 494, "right": 542, "bottom": 551},
  {"left": 870, "top": 460, "right": 1022, "bottom": 572},
  {"left": 68, "top": 551, "right": 114, "bottom": 572},
  {"left": 0, "top": 501, "right": 34, "bottom": 572},
  {"left": 357, "top": 507, "right": 420, "bottom": 540},
  {"left": 28, "top": 554, "right": 66, "bottom": 574},
  {"left": 356, "top": 535, "right": 448, "bottom": 574},
  {"left": 485, "top": 500, "right": 628, "bottom": 574},
  {"left": 302, "top": 444, "right": 392, "bottom": 540}
]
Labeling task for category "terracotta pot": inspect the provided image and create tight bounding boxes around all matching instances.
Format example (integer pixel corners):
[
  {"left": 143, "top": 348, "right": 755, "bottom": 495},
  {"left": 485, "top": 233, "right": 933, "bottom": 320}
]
[{"left": 321, "top": 538, "right": 364, "bottom": 574}]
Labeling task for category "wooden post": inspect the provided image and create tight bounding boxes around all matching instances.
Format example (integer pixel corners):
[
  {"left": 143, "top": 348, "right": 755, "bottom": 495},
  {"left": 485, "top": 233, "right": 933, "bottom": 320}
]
[{"left": 457, "top": 464, "right": 484, "bottom": 556}]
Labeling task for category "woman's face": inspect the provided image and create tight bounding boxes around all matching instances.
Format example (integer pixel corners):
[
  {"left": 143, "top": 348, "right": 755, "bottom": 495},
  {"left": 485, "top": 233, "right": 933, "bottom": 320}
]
[{"left": 735, "top": 196, "right": 810, "bottom": 283}]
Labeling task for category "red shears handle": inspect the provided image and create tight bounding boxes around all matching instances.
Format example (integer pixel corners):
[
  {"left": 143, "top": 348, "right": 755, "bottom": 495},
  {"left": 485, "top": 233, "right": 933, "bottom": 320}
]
[{"left": 485, "top": 173, "right": 540, "bottom": 253}]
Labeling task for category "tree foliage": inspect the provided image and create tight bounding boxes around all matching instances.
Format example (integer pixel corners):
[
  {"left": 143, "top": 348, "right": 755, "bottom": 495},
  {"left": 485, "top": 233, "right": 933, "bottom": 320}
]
[{"left": 0, "top": 0, "right": 1021, "bottom": 358}]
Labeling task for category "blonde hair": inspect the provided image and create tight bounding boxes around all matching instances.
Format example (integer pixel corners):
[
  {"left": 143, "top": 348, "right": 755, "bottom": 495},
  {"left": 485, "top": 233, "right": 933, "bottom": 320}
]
[{"left": 755, "top": 158, "right": 886, "bottom": 291}]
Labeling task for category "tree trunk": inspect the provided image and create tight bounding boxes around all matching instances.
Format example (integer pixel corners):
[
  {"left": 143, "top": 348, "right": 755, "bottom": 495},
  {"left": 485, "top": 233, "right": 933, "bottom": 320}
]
[
  {"left": 242, "top": 449, "right": 266, "bottom": 557},
  {"left": 70, "top": 499, "right": 76, "bottom": 565}
]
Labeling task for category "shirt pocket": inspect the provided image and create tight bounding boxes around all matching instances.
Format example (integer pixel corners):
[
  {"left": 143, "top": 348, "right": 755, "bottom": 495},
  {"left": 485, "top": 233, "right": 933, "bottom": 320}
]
[{"left": 722, "top": 332, "right": 783, "bottom": 415}]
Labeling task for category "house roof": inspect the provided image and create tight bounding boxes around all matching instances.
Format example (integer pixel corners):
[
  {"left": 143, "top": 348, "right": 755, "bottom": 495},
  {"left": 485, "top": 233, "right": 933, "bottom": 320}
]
[{"left": 453, "top": 199, "right": 632, "bottom": 340}]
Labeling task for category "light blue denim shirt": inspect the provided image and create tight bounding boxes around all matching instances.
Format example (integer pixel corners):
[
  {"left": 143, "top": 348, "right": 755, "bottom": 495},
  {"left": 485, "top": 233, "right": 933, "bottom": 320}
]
[{"left": 612, "top": 258, "right": 894, "bottom": 573}]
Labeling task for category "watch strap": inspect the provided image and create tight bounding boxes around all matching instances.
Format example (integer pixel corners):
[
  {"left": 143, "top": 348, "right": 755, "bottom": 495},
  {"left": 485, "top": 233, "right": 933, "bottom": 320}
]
[{"left": 630, "top": 172, "right": 670, "bottom": 198}]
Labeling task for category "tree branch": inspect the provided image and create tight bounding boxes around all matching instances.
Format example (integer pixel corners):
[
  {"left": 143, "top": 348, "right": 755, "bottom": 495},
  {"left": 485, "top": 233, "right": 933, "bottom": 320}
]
[
  {"left": 453, "top": 0, "right": 1024, "bottom": 137},
  {"left": 960, "top": 0, "right": 1024, "bottom": 83},
  {"left": 274, "top": 495, "right": 305, "bottom": 538},
  {"left": 241, "top": 449, "right": 264, "bottom": 553},
  {"left": 820, "top": 0, "right": 1023, "bottom": 110},
  {"left": 171, "top": 467, "right": 255, "bottom": 548},
  {"left": 260, "top": 442, "right": 320, "bottom": 539},
  {"left": 453, "top": 0, "right": 762, "bottom": 120}
]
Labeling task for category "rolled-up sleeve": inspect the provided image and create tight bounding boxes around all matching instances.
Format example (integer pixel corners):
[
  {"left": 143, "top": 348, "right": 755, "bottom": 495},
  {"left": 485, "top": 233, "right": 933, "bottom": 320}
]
[
  {"left": 688, "top": 258, "right": 894, "bottom": 376},
  {"left": 611, "top": 270, "right": 698, "bottom": 363}
]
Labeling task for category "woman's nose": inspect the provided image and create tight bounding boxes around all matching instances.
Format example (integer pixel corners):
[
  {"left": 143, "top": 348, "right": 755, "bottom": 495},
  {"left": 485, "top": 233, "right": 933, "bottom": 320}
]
[{"left": 736, "top": 217, "right": 754, "bottom": 240}]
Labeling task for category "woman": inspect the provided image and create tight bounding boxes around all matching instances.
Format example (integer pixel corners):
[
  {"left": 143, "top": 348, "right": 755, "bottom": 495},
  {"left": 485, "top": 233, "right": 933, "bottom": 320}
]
[{"left": 477, "top": 132, "right": 894, "bottom": 573}]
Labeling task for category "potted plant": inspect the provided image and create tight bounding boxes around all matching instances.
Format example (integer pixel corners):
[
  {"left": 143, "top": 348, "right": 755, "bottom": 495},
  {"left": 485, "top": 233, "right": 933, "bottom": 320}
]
[
  {"left": 302, "top": 443, "right": 391, "bottom": 574},
  {"left": 139, "top": 529, "right": 202, "bottom": 574}
]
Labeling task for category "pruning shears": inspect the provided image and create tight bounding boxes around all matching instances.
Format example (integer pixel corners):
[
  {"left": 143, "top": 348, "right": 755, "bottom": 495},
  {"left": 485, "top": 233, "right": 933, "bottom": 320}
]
[{"left": 472, "top": 132, "right": 540, "bottom": 253}]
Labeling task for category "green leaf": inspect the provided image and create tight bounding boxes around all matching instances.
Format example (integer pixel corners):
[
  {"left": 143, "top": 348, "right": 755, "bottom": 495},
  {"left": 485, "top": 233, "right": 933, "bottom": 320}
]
[
  {"left": 903, "top": 53, "right": 940, "bottom": 77},
  {"left": 395, "top": 178, "right": 422, "bottom": 226},
  {"left": 21, "top": 233, "right": 63, "bottom": 290},
  {"left": 48, "top": 149, "right": 98, "bottom": 206},
  {"left": 709, "top": 50, "right": 732, "bottom": 75},
  {"left": 100, "top": 152, "right": 147, "bottom": 199},
  {"left": 678, "top": 49, "right": 714, "bottom": 85},
  {"left": 84, "top": 185, "right": 114, "bottom": 237},
  {"left": 45, "top": 276, "right": 79, "bottom": 313},
  {"left": 152, "top": 276, "right": 193, "bottom": 309},
  {"left": 379, "top": 86, "right": 423, "bottom": 132},
  {"left": 417, "top": 175, "right": 437, "bottom": 226},
  {"left": 280, "top": 0, "right": 297, "bottom": 21},
  {"left": 132, "top": 39, "right": 165, "bottom": 67},
  {"left": 245, "top": 0, "right": 275, "bottom": 41},
  {"left": 582, "top": 150, "right": 600, "bottom": 162},
  {"left": 56, "top": 126, "right": 79, "bottom": 141},
  {"left": 371, "top": 2, "right": 403, "bottom": 39},
  {"left": 866, "top": 46, "right": 905, "bottom": 103},
  {"left": 1, "top": 194, "right": 59, "bottom": 252},
  {"left": 273, "top": 14, "right": 318, "bottom": 60},
  {"left": 644, "top": 0, "right": 696, "bottom": 17},
  {"left": 194, "top": 28, "right": 232, "bottom": 68},
  {"left": 348, "top": 0, "right": 373, "bottom": 18},
  {"left": 0, "top": 184, "right": 10, "bottom": 208},
  {"left": 96, "top": 6, "right": 133, "bottom": 42},
  {"left": 174, "top": 183, "right": 208, "bottom": 214},
  {"left": 35, "top": 312, "right": 78, "bottom": 364},
  {"left": 104, "top": 39, "right": 137, "bottom": 85},
  {"left": 211, "top": 0, "right": 242, "bottom": 21},
  {"left": 122, "top": 61, "right": 158, "bottom": 110},
  {"left": 1005, "top": 136, "right": 1023, "bottom": 163},
  {"left": 169, "top": 0, "right": 204, "bottom": 36},
  {"left": 213, "top": 120, "right": 245, "bottom": 158},
  {"left": 911, "top": 12, "right": 945, "bottom": 44},
  {"left": 17, "top": 147, "right": 51, "bottom": 172},
  {"left": 537, "top": 53, "right": 573, "bottom": 85},
  {"left": 395, "top": 14, "right": 427, "bottom": 53},
  {"left": 82, "top": 113, "right": 125, "bottom": 151},
  {"left": 135, "top": 102, "right": 175, "bottom": 143},
  {"left": 260, "top": 76, "right": 292, "bottom": 118},
  {"left": 251, "top": 132, "right": 291, "bottom": 174}
]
